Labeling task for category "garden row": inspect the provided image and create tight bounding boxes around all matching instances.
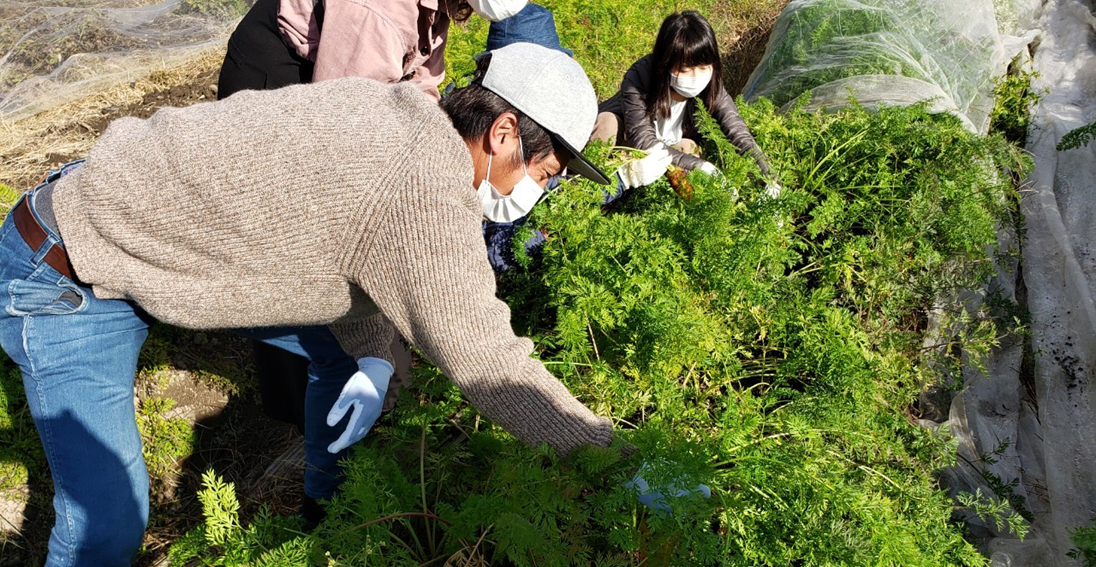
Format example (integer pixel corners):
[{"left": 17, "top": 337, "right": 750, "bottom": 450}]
[{"left": 171, "top": 97, "right": 1029, "bottom": 566}]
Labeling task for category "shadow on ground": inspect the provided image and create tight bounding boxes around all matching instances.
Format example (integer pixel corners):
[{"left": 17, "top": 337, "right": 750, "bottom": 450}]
[{"left": 0, "top": 326, "right": 307, "bottom": 567}]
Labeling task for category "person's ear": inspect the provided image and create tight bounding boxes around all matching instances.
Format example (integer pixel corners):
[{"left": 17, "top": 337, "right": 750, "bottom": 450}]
[{"left": 485, "top": 112, "right": 520, "bottom": 156}]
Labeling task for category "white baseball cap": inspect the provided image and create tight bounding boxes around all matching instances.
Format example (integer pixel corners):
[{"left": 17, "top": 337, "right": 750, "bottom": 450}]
[{"left": 480, "top": 42, "right": 612, "bottom": 185}]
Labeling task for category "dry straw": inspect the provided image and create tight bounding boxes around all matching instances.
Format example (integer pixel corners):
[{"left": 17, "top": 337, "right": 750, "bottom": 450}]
[{"left": 0, "top": 48, "right": 226, "bottom": 201}]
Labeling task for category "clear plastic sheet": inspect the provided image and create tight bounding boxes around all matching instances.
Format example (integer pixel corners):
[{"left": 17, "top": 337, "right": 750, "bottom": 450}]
[
  {"left": 743, "top": 0, "right": 1016, "bottom": 133},
  {"left": 0, "top": 0, "right": 243, "bottom": 120}
]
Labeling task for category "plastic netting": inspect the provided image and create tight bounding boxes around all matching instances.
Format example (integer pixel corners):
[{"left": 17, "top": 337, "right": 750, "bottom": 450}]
[
  {"left": 0, "top": 0, "right": 244, "bottom": 121},
  {"left": 743, "top": 0, "right": 1017, "bottom": 133},
  {"left": 994, "top": 0, "right": 1045, "bottom": 33}
]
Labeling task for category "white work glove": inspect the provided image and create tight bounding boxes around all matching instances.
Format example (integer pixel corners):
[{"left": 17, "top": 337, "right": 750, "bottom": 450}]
[
  {"left": 617, "top": 146, "right": 673, "bottom": 189},
  {"left": 625, "top": 460, "right": 712, "bottom": 515},
  {"left": 697, "top": 161, "right": 720, "bottom": 176},
  {"left": 326, "top": 357, "right": 393, "bottom": 454}
]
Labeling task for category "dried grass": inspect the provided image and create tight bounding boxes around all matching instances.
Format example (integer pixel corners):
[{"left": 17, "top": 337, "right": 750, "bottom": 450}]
[
  {"left": 0, "top": 47, "right": 226, "bottom": 194},
  {"left": 712, "top": 0, "right": 790, "bottom": 95}
]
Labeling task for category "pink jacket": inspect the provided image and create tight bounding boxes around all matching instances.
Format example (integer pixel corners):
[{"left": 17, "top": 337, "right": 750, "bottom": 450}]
[{"left": 278, "top": 0, "right": 450, "bottom": 101}]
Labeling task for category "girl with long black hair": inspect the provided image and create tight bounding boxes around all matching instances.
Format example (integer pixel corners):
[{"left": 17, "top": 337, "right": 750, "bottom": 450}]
[{"left": 591, "top": 10, "right": 771, "bottom": 176}]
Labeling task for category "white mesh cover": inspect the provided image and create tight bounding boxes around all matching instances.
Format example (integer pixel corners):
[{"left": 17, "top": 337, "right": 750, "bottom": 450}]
[
  {"left": 743, "top": 0, "right": 1017, "bottom": 133},
  {"left": 0, "top": 0, "right": 242, "bottom": 120},
  {"left": 946, "top": 1, "right": 1096, "bottom": 565}
]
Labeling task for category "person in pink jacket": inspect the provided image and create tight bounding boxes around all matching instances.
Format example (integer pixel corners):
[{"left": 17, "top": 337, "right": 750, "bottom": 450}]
[{"left": 217, "top": 0, "right": 527, "bottom": 101}]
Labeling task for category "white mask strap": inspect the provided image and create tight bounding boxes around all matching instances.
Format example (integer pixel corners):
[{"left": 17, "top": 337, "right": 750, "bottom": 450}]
[
  {"left": 518, "top": 133, "right": 528, "bottom": 176},
  {"left": 485, "top": 148, "right": 493, "bottom": 186}
]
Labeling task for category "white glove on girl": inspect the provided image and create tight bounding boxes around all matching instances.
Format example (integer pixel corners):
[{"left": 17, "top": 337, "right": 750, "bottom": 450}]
[{"left": 697, "top": 161, "right": 720, "bottom": 176}]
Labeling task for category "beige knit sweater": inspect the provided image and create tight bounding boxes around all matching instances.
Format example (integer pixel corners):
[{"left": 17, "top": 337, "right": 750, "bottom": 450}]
[{"left": 51, "top": 78, "right": 613, "bottom": 455}]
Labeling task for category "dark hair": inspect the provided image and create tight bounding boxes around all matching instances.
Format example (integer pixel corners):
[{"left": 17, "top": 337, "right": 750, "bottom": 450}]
[
  {"left": 441, "top": 54, "right": 561, "bottom": 165},
  {"left": 445, "top": 1, "right": 474, "bottom": 24},
  {"left": 646, "top": 11, "right": 723, "bottom": 120}
]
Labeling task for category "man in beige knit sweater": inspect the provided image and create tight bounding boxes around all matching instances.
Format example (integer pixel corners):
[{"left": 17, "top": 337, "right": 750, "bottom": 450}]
[{"left": 0, "top": 43, "right": 618, "bottom": 566}]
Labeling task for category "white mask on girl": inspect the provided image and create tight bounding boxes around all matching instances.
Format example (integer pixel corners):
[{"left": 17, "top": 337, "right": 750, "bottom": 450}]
[
  {"left": 477, "top": 135, "right": 544, "bottom": 223},
  {"left": 467, "top": 0, "right": 527, "bottom": 22},
  {"left": 670, "top": 68, "right": 713, "bottom": 99}
]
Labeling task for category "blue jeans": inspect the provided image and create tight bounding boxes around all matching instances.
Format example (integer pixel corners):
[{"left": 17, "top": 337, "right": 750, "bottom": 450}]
[{"left": 0, "top": 192, "right": 358, "bottom": 566}]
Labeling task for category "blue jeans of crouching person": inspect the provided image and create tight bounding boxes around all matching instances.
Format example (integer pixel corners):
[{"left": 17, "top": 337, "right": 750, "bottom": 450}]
[{"left": 0, "top": 186, "right": 357, "bottom": 566}]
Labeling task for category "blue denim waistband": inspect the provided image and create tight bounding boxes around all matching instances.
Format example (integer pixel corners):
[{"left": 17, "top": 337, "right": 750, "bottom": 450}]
[
  {"left": 27, "top": 158, "right": 84, "bottom": 240},
  {"left": 29, "top": 181, "right": 60, "bottom": 239}
]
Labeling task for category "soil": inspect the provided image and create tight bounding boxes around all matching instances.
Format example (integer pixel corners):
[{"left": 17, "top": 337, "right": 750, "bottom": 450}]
[
  {"left": 715, "top": 0, "right": 789, "bottom": 95},
  {"left": 141, "top": 391, "right": 305, "bottom": 567},
  {"left": 49, "top": 68, "right": 220, "bottom": 159},
  {"left": 1, "top": 330, "right": 306, "bottom": 567},
  {"left": 0, "top": 59, "right": 223, "bottom": 194}
]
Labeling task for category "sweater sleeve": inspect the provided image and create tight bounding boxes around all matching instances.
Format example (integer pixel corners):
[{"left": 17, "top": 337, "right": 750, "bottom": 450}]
[
  {"left": 619, "top": 57, "right": 707, "bottom": 171},
  {"left": 709, "top": 88, "right": 771, "bottom": 176},
  {"left": 343, "top": 173, "right": 613, "bottom": 456},
  {"left": 329, "top": 312, "right": 396, "bottom": 366}
]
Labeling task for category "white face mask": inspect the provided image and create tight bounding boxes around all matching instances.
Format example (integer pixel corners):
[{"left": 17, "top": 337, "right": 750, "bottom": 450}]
[
  {"left": 476, "top": 135, "right": 545, "bottom": 223},
  {"left": 466, "top": 0, "right": 527, "bottom": 22},
  {"left": 670, "top": 68, "right": 713, "bottom": 99}
]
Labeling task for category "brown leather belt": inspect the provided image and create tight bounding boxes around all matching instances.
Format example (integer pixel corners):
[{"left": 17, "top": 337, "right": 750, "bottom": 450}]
[{"left": 12, "top": 197, "right": 79, "bottom": 282}]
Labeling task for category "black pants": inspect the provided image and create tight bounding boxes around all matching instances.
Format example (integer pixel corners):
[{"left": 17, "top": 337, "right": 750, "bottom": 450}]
[
  {"left": 252, "top": 334, "right": 413, "bottom": 432},
  {"left": 253, "top": 342, "right": 311, "bottom": 431},
  {"left": 217, "top": 0, "right": 314, "bottom": 100}
]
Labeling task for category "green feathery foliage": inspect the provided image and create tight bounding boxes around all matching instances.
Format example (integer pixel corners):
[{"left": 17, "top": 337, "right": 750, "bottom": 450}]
[
  {"left": 1057, "top": 121, "right": 1096, "bottom": 151},
  {"left": 990, "top": 67, "right": 1041, "bottom": 145},
  {"left": 172, "top": 99, "right": 1029, "bottom": 566},
  {"left": 169, "top": 471, "right": 314, "bottom": 566},
  {"left": 136, "top": 397, "right": 196, "bottom": 479},
  {"left": 0, "top": 359, "right": 43, "bottom": 493},
  {"left": 0, "top": 183, "right": 19, "bottom": 214},
  {"left": 1069, "top": 521, "right": 1096, "bottom": 566}
]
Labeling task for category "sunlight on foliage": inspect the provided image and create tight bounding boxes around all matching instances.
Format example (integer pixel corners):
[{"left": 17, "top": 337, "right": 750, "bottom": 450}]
[
  {"left": 137, "top": 397, "right": 196, "bottom": 479},
  {"left": 172, "top": 99, "right": 1029, "bottom": 566},
  {"left": 0, "top": 362, "right": 41, "bottom": 492}
]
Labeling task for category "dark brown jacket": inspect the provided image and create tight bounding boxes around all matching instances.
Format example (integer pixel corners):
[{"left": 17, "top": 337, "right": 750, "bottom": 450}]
[{"left": 603, "top": 55, "right": 770, "bottom": 174}]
